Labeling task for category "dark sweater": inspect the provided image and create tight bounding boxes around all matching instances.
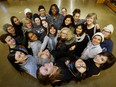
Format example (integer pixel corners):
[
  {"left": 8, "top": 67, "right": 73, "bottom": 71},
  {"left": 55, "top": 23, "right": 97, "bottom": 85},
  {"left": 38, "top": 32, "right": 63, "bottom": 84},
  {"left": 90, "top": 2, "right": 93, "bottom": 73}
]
[
  {"left": 100, "top": 39, "right": 113, "bottom": 53},
  {"left": 84, "top": 58, "right": 100, "bottom": 79}
]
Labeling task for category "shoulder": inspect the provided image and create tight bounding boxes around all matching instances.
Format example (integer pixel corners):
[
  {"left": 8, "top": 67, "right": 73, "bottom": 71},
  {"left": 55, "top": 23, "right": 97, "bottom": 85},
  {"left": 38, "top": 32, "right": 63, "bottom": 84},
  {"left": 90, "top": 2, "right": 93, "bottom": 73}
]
[
  {"left": 58, "top": 14, "right": 64, "bottom": 19},
  {"left": 85, "top": 59, "right": 100, "bottom": 77}
]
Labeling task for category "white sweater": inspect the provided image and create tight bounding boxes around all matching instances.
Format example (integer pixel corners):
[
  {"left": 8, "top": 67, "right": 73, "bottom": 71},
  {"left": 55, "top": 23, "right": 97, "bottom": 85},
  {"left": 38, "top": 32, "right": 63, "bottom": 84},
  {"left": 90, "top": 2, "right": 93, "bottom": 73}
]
[{"left": 81, "top": 41, "right": 102, "bottom": 60}]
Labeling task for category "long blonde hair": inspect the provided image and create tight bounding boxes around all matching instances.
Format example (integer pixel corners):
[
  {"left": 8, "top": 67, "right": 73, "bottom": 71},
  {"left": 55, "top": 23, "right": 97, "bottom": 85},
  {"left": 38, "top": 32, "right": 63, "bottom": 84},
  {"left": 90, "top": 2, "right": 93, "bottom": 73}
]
[{"left": 60, "top": 27, "right": 74, "bottom": 40}]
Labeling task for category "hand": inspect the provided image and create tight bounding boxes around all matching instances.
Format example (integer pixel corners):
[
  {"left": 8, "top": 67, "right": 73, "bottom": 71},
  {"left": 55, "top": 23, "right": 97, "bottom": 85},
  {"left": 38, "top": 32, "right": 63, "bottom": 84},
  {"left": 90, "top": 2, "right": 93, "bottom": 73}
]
[
  {"left": 57, "top": 30, "right": 61, "bottom": 37},
  {"left": 95, "top": 24, "right": 100, "bottom": 29},
  {"left": 69, "top": 45, "right": 76, "bottom": 51},
  {"left": 38, "top": 50, "right": 42, "bottom": 57}
]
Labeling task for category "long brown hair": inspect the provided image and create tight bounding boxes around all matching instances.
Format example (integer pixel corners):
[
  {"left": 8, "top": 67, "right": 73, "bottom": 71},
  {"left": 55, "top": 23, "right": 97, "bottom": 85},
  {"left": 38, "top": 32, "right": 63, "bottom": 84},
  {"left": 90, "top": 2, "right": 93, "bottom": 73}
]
[
  {"left": 99, "top": 52, "right": 116, "bottom": 70},
  {"left": 36, "top": 66, "right": 61, "bottom": 85}
]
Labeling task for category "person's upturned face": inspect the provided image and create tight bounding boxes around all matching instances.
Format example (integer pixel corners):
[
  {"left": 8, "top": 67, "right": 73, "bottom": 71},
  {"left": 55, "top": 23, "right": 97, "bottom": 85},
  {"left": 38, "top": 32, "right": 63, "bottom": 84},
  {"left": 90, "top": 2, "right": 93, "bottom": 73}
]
[
  {"left": 61, "top": 9, "right": 67, "bottom": 17},
  {"left": 39, "top": 62, "right": 54, "bottom": 76},
  {"left": 50, "top": 27, "right": 56, "bottom": 35},
  {"left": 13, "top": 18, "right": 20, "bottom": 25},
  {"left": 39, "top": 9, "right": 46, "bottom": 17},
  {"left": 92, "top": 35, "right": 101, "bottom": 45},
  {"left": 61, "top": 30, "right": 68, "bottom": 39},
  {"left": 86, "top": 17, "right": 94, "bottom": 25},
  {"left": 75, "top": 59, "right": 86, "bottom": 74},
  {"left": 40, "top": 49, "right": 50, "bottom": 59},
  {"left": 102, "top": 29, "right": 111, "bottom": 38},
  {"left": 51, "top": 6, "right": 57, "bottom": 15},
  {"left": 42, "top": 20, "right": 48, "bottom": 28},
  {"left": 26, "top": 12, "right": 32, "bottom": 19},
  {"left": 93, "top": 55, "right": 108, "bottom": 64},
  {"left": 5, "top": 35, "right": 16, "bottom": 46},
  {"left": 28, "top": 32, "right": 38, "bottom": 41},
  {"left": 7, "top": 26, "right": 15, "bottom": 34},
  {"left": 35, "top": 18, "right": 41, "bottom": 25},
  {"left": 65, "top": 18, "right": 71, "bottom": 25},
  {"left": 15, "top": 51, "right": 28, "bottom": 63},
  {"left": 26, "top": 21, "right": 32, "bottom": 29},
  {"left": 73, "top": 13, "right": 80, "bottom": 22},
  {"left": 76, "top": 25, "right": 83, "bottom": 35}
]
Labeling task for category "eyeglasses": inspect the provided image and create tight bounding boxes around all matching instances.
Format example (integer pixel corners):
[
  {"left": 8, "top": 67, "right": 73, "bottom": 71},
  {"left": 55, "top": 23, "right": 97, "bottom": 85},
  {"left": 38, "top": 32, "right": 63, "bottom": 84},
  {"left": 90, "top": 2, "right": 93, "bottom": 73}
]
[{"left": 102, "top": 30, "right": 111, "bottom": 33}]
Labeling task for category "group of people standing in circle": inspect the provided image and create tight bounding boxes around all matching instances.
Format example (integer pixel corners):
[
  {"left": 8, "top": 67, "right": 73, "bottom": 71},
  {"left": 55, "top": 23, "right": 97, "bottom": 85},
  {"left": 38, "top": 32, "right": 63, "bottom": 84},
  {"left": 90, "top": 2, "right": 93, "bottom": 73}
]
[{"left": 0, "top": 3, "right": 116, "bottom": 87}]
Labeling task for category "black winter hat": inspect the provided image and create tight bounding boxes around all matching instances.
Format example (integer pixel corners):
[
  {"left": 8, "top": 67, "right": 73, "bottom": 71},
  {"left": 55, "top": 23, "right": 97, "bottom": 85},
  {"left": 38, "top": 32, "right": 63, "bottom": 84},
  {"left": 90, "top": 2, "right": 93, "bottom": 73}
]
[
  {"left": 38, "top": 5, "right": 45, "bottom": 11},
  {"left": 33, "top": 13, "right": 40, "bottom": 21}
]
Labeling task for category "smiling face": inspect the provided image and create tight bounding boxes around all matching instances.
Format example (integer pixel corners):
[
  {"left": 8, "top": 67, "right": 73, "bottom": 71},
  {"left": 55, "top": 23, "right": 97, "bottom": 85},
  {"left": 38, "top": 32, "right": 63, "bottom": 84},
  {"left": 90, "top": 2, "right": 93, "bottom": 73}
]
[
  {"left": 76, "top": 25, "right": 83, "bottom": 35},
  {"left": 61, "top": 8, "right": 67, "bottom": 17},
  {"left": 65, "top": 18, "right": 71, "bottom": 25},
  {"left": 7, "top": 26, "right": 15, "bottom": 34},
  {"left": 39, "top": 62, "right": 54, "bottom": 76},
  {"left": 86, "top": 17, "right": 94, "bottom": 25},
  {"left": 93, "top": 54, "right": 108, "bottom": 65},
  {"left": 50, "top": 26, "right": 56, "bottom": 35},
  {"left": 28, "top": 32, "right": 38, "bottom": 41},
  {"left": 13, "top": 17, "right": 20, "bottom": 25},
  {"left": 5, "top": 35, "right": 16, "bottom": 46},
  {"left": 61, "top": 29, "right": 68, "bottom": 39},
  {"left": 15, "top": 51, "right": 28, "bottom": 64},
  {"left": 25, "top": 21, "right": 32, "bottom": 29},
  {"left": 73, "top": 13, "right": 80, "bottom": 22},
  {"left": 75, "top": 59, "right": 86, "bottom": 74},
  {"left": 40, "top": 49, "right": 51, "bottom": 59},
  {"left": 92, "top": 35, "right": 101, "bottom": 45},
  {"left": 26, "top": 12, "right": 32, "bottom": 19},
  {"left": 51, "top": 6, "right": 57, "bottom": 15},
  {"left": 39, "top": 9, "right": 46, "bottom": 17},
  {"left": 42, "top": 20, "right": 48, "bottom": 28},
  {"left": 34, "top": 18, "right": 41, "bottom": 25},
  {"left": 102, "top": 30, "right": 111, "bottom": 38}
]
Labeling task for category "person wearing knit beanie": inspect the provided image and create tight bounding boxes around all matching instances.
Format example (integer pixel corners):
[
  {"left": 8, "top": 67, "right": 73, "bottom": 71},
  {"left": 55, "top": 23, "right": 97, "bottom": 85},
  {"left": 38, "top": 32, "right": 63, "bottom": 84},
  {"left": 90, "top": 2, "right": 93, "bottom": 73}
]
[
  {"left": 3, "top": 23, "right": 24, "bottom": 45},
  {"left": 103, "top": 24, "right": 114, "bottom": 34},
  {"left": 3, "top": 23, "right": 12, "bottom": 32},
  {"left": 33, "top": 14, "right": 41, "bottom": 26},
  {"left": 33, "top": 14, "right": 39, "bottom": 21},
  {"left": 92, "top": 32, "right": 104, "bottom": 43},
  {"left": 23, "top": 8, "right": 33, "bottom": 21},
  {"left": 81, "top": 32, "right": 103, "bottom": 60},
  {"left": 100, "top": 24, "right": 114, "bottom": 53},
  {"left": 37, "top": 5, "right": 49, "bottom": 20},
  {"left": 38, "top": 5, "right": 45, "bottom": 11},
  {"left": 3, "top": 23, "right": 16, "bottom": 36},
  {"left": 24, "top": 8, "right": 32, "bottom": 16}
]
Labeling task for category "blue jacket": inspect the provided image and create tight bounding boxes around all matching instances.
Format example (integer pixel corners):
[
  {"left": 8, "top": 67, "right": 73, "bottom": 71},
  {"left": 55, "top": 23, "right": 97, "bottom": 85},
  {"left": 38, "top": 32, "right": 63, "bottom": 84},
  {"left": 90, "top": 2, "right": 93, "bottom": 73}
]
[{"left": 100, "top": 39, "right": 113, "bottom": 53}]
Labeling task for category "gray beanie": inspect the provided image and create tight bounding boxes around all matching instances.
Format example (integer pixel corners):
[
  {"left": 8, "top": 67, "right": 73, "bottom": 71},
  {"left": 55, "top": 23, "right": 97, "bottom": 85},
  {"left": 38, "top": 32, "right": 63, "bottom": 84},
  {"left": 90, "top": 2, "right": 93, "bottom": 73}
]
[{"left": 3, "top": 23, "right": 12, "bottom": 32}]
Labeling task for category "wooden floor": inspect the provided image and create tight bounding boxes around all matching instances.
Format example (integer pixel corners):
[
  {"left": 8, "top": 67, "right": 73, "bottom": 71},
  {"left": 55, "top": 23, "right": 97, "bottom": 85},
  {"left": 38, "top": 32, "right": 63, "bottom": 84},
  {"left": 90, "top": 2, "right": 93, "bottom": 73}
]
[{"left": 0, "top": 0, "right": 116, "bottom": 87}]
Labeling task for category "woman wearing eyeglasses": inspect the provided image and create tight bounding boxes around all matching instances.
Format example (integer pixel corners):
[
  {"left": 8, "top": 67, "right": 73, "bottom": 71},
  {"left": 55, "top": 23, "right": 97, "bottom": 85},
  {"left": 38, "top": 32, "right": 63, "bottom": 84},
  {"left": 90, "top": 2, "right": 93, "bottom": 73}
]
[{"left": 100, "top": 24, "right": 114, "bottom": 53}]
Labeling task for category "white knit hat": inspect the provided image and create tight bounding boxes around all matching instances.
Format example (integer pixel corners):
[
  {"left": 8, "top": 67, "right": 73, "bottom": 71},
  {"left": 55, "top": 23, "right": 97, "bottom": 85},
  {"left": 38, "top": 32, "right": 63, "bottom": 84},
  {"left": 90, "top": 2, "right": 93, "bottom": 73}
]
[
  {"left": 92, "top": 32, "right": 104, "bottom": 42},
  {"left": 24, "top": 8, "right": 32, "bottom": 15},
  {"left": 103, "top": 24, "right": 114, "bottom": 34}
]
